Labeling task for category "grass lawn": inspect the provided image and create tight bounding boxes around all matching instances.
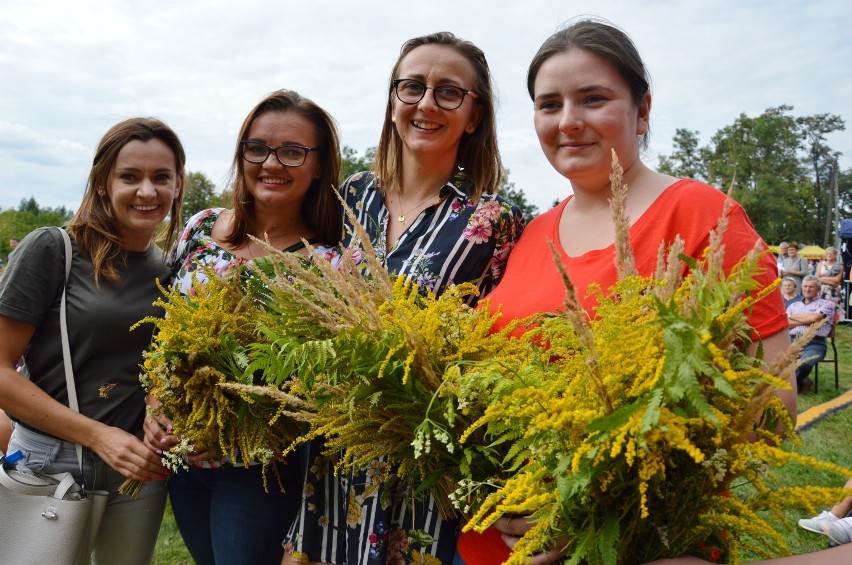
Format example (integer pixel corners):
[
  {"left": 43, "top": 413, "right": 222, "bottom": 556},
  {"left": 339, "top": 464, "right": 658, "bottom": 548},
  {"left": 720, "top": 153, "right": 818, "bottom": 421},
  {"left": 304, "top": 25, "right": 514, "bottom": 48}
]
[{"left": 150, "top": 326, "right": 852, "bottom": 563}]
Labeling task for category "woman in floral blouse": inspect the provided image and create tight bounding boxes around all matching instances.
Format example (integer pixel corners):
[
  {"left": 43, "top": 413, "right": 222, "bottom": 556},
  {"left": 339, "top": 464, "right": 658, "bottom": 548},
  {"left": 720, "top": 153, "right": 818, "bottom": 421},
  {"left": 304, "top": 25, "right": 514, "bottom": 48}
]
[
  {"left": 282, "top": 32, "right": 524, "bottom": 565},
  {"left": 144, "top": 89, "right": 342, "bottom": 565}
]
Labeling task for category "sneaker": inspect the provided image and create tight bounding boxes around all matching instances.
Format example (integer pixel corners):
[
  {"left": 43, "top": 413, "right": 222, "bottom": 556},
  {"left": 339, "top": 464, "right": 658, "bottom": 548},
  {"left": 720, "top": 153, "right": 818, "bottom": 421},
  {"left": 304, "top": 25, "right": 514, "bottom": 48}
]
[
  {"left": 822, "top": 517, "right": 852, "bottom": 545},
  {"left": 798, "top": 510, "right": 839, "bottom": 533}
]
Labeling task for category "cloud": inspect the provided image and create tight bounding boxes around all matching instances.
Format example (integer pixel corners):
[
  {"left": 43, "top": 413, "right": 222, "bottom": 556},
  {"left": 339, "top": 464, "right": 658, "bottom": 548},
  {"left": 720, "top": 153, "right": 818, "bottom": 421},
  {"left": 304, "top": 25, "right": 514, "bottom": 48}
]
[{"left": 0, "top": 0, "right": 849, "bottom": 215}]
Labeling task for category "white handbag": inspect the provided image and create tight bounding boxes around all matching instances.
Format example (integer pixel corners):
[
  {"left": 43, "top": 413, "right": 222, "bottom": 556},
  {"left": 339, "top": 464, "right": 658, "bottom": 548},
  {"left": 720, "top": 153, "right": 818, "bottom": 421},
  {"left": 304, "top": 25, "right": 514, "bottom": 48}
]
[{"left": 0, "top": 227, "right": 108, "bottom": 565}]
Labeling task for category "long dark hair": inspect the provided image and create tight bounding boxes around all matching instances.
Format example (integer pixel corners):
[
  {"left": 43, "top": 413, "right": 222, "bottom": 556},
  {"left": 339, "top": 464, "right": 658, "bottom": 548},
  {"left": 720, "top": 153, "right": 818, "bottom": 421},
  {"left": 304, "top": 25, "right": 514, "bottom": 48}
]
[
  {"left": 224, "top": 90, "right": 342, "bottom": 247},
  {"left": 528, "top": 19, "right": 652, "bottom": 147}
]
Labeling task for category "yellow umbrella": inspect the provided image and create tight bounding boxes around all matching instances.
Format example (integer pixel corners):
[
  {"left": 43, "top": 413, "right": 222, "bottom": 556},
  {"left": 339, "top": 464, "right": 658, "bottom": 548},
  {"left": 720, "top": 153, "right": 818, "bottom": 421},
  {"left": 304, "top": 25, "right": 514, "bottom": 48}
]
[{"left": 799, "top": 245, "right": 826, "bottom": 260}]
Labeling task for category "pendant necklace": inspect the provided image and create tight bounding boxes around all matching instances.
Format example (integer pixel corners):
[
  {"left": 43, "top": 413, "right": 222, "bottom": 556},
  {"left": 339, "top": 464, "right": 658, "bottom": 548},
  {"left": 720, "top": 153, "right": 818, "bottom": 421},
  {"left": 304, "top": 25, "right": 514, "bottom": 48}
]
[{"left": 393, "top": 191, "right": 438, "bottom": 223}]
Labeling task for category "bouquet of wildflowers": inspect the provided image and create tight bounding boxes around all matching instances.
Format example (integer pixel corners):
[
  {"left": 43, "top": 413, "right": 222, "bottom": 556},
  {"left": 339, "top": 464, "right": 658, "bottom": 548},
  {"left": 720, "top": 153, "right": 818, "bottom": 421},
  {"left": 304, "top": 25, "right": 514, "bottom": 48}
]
[
  {"left": 229, "top": 211, "right": 530, "bottom": 519},
  {"left": 120, "top": 266, "right": 312, "bottom": 498},
  {"left": 458, "top": 153, "right": 852, "bottom": 564}
]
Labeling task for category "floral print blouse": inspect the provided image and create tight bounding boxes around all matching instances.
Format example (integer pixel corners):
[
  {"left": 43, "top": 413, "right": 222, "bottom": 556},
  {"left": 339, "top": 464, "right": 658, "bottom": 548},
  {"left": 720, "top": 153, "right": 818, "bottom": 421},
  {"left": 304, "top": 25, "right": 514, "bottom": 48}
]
[
  {"left": 283, "top": 172, "right": 525, "bottom": 564},
  {"left": 169, "top": 208, "right": 338, "bottom": 294},
  {"left": 341, "top": 171, "right": 525, "bottom": 304}
]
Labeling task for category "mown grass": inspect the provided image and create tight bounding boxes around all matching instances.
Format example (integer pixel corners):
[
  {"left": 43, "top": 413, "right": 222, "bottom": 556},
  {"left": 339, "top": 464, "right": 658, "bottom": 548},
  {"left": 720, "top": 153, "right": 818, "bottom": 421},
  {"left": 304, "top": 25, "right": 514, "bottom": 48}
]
[{"left": 150, "top": 326, "right": 852, "bottom": 563}]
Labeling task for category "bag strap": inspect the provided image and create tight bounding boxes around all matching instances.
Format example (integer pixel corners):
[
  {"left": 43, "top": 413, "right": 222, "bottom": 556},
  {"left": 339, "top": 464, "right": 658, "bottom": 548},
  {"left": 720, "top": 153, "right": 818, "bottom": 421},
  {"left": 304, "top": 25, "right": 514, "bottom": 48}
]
[{"left": 54, "top": 227, "right": 84, "bottom": 475}]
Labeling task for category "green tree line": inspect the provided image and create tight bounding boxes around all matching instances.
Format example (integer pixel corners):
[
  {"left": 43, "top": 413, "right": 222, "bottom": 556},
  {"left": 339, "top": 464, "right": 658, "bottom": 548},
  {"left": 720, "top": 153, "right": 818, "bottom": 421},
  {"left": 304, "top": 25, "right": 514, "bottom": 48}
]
[
  {"left": 0, "top": 198, "right": 73, "bottom": 262},
  {"left": 658, "top": 105, "right": 848, "bottom": 246}
]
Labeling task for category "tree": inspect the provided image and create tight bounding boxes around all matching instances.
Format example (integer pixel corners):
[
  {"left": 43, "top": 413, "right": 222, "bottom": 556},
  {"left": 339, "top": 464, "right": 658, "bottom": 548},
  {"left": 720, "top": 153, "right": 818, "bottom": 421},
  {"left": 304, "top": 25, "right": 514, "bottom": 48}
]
[
  {"left": 340, "top": 146, "right": 376, "bottom": 183},
  {"left": 499, "top": 169, "right": 539, "bottom": 222},
  {"left": 181, "top": 171, "right": 222, "bottom": 219},
  {"left": 0, "top": 199, "right": 73, "bottom": 261},
  {"left": 657, "top": 129, "right": 709, "bottom": 181},
  {"left": 659, "top": 106, "right": 847, "bottom": 245},
  {"left": 797, "top": 114, "right": 846, "bottom": 246}
]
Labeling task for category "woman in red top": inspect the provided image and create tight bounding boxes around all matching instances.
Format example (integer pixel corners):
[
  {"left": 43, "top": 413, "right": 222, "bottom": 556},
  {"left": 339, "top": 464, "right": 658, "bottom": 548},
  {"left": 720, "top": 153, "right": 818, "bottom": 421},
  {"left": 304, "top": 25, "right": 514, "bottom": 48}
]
[{"left": 455, "top": 18, "right": 795, "bottom": 565}]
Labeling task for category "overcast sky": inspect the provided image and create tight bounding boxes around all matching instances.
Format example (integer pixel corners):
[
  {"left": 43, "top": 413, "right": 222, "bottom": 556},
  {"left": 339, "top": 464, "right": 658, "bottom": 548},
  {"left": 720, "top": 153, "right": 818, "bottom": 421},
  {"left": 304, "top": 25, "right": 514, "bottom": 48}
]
[{"left": 1, "top": 0, "right": 850, "bottom": 215}]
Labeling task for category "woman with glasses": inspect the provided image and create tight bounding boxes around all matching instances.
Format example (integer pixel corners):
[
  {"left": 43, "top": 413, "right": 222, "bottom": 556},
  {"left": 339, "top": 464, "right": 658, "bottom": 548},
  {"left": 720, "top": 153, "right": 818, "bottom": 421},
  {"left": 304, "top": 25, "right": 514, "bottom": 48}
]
[
  {"left": 282, "top": 32, "right": 524, "bottom": 565},
  {"left": 143, "top": 89, "right": 342, "bottom": 565}
]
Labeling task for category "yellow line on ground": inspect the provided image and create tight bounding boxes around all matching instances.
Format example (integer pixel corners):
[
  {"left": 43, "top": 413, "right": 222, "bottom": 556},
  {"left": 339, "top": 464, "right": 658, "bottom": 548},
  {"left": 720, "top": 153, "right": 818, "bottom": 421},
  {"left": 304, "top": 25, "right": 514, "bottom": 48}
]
[{"left": 796, "top": 390, "right": 852, "bottom": 431}]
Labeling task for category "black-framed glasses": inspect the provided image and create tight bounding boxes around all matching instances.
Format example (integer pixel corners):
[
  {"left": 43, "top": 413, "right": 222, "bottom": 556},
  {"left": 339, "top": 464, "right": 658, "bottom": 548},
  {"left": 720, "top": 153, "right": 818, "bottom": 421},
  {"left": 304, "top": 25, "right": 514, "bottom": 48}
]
[
  {"left": 240, "top": 141, "right": 320, "bottom": 167},
  {"left": 392, "top": 79, "right": 479, "bottom": 110}
]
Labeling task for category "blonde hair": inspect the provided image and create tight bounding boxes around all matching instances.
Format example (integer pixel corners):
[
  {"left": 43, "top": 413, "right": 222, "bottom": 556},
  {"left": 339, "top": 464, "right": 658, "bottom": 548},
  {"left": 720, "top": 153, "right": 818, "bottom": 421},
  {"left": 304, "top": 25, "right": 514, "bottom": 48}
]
[{"left": 373, "top": 32, "right": 502, "bottom": 202}]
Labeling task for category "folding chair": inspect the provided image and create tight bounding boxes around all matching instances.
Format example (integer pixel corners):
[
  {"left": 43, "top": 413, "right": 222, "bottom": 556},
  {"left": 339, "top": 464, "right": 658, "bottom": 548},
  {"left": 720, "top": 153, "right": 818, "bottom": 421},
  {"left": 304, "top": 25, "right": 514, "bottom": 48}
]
[{"left": 813, "top": 324, "right": 839, "bottom": 393}]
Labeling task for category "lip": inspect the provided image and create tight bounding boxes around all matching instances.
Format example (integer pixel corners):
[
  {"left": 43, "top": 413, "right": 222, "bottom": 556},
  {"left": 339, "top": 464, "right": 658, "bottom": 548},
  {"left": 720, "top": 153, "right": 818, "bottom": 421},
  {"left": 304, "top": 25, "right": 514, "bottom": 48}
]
[
  {"left": 131, "top": 204, "right": 161, "bottom": 214},
  {"left": 411, "top": 120, "right": 442, "bottom": 132},
  {"left": 259, "top": 177, "right": 290, "bottom": 186},
  {"left": 558, "top": 141, "right": 595, "bottom": 152}
]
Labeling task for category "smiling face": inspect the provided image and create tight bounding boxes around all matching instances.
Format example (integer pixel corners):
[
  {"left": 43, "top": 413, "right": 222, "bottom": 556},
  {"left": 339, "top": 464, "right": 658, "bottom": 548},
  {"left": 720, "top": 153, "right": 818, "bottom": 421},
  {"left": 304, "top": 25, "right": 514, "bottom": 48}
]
[
  {"left": 391, "top": 44, "right": 482, "bottom": 163},
  {"left": 242, "top": 110, "right": 319, "bottom": 211},
  {"left": 106, "top": 138, "right": 181, "bottom": 251},
  {"left": 532, "top": 48, "right": 650, "bottom": 191}
]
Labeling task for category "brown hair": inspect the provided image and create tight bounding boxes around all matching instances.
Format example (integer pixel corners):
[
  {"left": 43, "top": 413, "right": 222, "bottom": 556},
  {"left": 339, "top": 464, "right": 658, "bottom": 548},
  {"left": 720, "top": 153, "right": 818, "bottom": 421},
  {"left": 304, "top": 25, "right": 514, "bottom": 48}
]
[
  {"left": 67, "top": 117, "right": 186, "bottom": 285},
  {"left": 527, "top": 19, "right": 652, "bottom": 146},
  {"left": 225, "top": 89, "right": 342, "bottom": 246},
  {"left": 373, "top": 31, "right": 502, "bottom": 202}
]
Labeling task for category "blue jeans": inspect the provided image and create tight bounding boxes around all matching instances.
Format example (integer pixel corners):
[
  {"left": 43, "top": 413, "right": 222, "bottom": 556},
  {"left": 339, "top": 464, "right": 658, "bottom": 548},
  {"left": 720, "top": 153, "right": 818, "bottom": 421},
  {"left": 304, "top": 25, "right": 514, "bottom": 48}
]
[
  {"left": 8, "top": 425, "right": 167, "bottom": 565},
  {"left": 795, "top": 335, "right": 827, "bottom": 388},
  {"left": 168, "top": 457, "right": 300, "bottom": 565}
]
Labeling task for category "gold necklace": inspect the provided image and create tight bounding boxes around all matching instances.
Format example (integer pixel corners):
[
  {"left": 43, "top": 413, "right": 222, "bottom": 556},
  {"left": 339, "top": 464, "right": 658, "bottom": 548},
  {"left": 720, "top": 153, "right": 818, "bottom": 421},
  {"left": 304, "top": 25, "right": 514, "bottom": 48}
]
[{"left": 392, "top": 191, "right": 439, "bottom": 223}]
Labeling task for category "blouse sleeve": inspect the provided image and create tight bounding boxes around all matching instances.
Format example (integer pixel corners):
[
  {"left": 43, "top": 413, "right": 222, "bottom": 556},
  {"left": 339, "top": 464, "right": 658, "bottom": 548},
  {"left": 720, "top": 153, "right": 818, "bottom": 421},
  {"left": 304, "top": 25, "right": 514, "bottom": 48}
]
[
  {"left": 484, "top": 199, "right": 526, "bottom": 293},
  {"left": 168, "top": 208, "right": 221, "bottom": 271}
]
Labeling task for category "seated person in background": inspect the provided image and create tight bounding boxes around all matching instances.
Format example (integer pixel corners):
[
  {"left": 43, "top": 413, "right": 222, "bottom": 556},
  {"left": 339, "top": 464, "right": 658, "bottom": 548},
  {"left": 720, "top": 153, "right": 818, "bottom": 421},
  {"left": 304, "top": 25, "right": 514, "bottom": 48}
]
[
  {"left": 786, "top": 275, "right": 835, "bottom": 394},
  {"left": 781, "top": 277, "right": 803, "bottom": 308},
  {"left": 798, "top": 477, "right": 852, "bottom": 546}
]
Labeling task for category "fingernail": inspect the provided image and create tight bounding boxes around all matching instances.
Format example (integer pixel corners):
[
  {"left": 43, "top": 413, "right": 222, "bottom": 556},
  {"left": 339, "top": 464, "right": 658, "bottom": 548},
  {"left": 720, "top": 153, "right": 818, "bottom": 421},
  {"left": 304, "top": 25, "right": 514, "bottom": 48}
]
[
  {"left": 144, "top": 477, "right": 151, "bottom": 482},
  {"left": 156, "top": 448, "right": 163, "bottom": 455},
  {"left": 167, "top": 424, "right": 173, "bottom": 432},
  {"left": 160, "top": 438, "right": 167, "bottom": 445},
  {"left": 157, "top": 474, "right": 166, "bottom": 480}
]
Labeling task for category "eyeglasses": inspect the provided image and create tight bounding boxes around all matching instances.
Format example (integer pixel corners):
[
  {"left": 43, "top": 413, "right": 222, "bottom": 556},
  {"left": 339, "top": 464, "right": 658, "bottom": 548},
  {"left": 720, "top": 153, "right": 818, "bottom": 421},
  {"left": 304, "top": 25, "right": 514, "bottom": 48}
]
[
  {"left": 240, "top": 141, "right": 320, "bottom": 167},
  {"left": 391, "top": 79, "right": 479, "bottom": 110}
]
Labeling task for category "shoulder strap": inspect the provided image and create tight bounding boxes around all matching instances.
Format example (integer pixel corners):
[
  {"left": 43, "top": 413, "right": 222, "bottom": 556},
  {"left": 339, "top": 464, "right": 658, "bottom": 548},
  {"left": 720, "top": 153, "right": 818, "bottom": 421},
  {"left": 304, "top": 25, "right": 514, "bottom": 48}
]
[
  {"left": 280, "top": 237, "right": 323, "bottom": 254},
  {"left": 53, "top": 228, "right": 84, "bottom": 473}
]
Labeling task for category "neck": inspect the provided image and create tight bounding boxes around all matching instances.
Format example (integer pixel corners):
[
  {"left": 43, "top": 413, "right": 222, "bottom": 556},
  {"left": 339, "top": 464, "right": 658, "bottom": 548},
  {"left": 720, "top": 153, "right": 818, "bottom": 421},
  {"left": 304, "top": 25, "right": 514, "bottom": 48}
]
[
  {"left": 397, "top": 149, "right": 456, "bottom": 197},
  {"left": 248, "top": 207, "right": 313, "bottom": 248},
  {"left": 120, "top": 229, "right": 154, "bottom": 253},
  {"left": 569, "top": 156, "right": 651, "bottom": 211}
]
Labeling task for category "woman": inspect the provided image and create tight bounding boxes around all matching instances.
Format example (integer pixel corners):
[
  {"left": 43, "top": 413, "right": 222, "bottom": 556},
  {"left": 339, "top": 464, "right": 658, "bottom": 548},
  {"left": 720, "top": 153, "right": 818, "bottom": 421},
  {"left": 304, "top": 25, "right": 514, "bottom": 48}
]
[
  {"left": 0, "top": 117, "right": 184, "bottom": 563},
  {"left": 455, "top": 19, "right": 795, "bottom": 564},
  {"left": 780, "top": 241, "right": 809, "bottom": 292},
  {"left": 143, "top": 90, "right": 342, "bottom": 565},
  {"left": 816, "top": 246, "right": 843, "bottom": 312},
  {"left": 782, "top": 276, "right": 803, "bottom": 308},
  {"left": 283, "top": 32, "right": 524, "bottom": 565}
]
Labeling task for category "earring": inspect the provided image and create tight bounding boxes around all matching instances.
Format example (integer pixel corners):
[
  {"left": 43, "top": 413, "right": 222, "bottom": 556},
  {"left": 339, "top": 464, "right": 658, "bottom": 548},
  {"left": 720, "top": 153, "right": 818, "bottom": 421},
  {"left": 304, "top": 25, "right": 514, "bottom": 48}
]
[{"left": 465, "top": 125, "right": 475, "bottom": 134}]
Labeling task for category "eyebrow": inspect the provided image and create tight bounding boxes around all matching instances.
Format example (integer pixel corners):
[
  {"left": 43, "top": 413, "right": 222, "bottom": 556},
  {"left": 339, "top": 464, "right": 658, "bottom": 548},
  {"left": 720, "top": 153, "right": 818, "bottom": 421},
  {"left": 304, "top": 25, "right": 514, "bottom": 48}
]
[
  {"left": 399, "top": 73, "right": 464, "bottom": 86},
  {"left": 115, "top": 167, "right": 175, "bottom": 173},
  {"left": 533, "top": 84, "right": 617, "bottom": 104}
]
